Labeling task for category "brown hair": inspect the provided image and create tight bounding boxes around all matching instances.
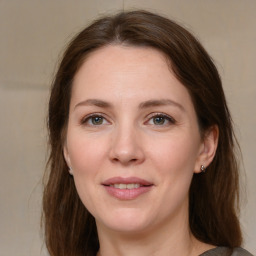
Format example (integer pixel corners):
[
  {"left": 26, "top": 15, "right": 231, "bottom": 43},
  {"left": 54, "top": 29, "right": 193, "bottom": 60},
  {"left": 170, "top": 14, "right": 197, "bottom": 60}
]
[{"left": 43, "top": 10, "right": 242, "bottom": 256}]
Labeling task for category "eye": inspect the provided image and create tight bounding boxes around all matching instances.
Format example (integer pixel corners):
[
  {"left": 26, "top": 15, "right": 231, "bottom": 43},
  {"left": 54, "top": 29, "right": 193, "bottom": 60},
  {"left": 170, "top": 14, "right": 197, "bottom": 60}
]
[
  {"left": 81, "top": 114, "right": 109, "bottom": 126},
  {"left": 146, "top": 113, "right": 176, "bottom": 126}
]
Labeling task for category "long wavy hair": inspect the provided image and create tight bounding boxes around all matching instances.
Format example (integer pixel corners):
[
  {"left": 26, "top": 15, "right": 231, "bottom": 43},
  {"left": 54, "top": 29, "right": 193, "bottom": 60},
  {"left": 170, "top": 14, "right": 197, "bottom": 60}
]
[{"left": 43, "top": 10, "right": 242, "bottom": 256}]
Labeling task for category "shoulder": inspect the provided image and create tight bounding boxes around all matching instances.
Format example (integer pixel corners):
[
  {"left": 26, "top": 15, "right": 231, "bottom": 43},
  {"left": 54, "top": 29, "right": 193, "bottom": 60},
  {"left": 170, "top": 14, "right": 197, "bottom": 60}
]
[
  {"left": 200, "top": 247, "right": 254, "bottom": 256},
  {"left": 231, "top": 247, "right": 254, "bottom": 256}
]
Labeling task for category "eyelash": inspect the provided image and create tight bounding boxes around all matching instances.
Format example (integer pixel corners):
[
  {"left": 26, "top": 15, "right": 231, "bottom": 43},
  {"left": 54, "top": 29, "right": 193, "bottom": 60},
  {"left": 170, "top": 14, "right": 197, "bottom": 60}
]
[
  {"left": 80, "top": 113, "right": 176, "bottom": 127},
  {"left": 81, "top": 113, "right": 109, "bottom": 126},
  {"left": 146, "top": 113, "right": 176, "bottom": 126}
]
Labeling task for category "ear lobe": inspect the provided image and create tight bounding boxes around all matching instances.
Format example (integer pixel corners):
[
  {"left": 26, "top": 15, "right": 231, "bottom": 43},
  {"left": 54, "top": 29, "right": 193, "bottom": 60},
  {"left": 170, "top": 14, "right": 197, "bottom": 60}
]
[
  {"left": 63, "top": 144, "right": 71, "bottom": 169},
  {"left": 195, "top": 125, "right": 219, "bottom": 173},
  {"left": 63, "top": 146, "right": 74, "bottom": 175}
]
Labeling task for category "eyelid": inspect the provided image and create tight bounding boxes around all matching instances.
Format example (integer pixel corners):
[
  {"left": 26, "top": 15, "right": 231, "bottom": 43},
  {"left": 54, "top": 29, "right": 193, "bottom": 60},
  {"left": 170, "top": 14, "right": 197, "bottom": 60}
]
[
  {"left": 80, "top": 112, "right": 176, "bottom": 126},
  {"left": 81, "top": 113, "right": 111, "bottom": 125},
  {"left": 145, "top": 112, "right": 176, "bottom": 125}
]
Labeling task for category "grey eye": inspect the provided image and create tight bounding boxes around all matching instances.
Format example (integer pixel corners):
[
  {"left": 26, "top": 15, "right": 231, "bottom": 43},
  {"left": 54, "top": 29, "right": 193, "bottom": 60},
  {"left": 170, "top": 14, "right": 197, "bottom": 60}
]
[
  {"left": 82, "top": 114, "right": 108, "bottom": 126},
  {"left": 153, "top": 116, "right": 166, "bottom": 125},
  {"left": 91, "top": 116, "right": 104, "bottom": 125}
]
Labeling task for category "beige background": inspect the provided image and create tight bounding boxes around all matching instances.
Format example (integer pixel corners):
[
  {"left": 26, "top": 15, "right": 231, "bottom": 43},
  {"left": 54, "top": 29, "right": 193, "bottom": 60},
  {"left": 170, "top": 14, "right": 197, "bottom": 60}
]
[{"left": 0, "top": 1, "right": 255, "bottom": 255}]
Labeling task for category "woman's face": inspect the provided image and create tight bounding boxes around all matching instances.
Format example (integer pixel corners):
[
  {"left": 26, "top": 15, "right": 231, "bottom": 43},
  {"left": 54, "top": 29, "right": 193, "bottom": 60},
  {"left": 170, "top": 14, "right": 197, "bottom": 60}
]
[{"left": 64, "top": 45, "right": 211, "bottom": 234}]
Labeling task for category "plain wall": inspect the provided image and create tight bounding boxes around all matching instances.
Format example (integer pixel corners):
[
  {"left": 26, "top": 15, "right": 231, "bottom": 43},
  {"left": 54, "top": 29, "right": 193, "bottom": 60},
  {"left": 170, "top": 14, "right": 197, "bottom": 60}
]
[{"left": 0, "top": 1, "right": 255, "bottom": 255}]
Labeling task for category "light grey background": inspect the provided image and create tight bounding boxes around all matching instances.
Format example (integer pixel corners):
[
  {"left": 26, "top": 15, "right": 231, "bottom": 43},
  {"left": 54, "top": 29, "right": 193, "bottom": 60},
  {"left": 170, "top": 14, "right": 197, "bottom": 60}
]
[{"left": 0, "top": 1, "right": 255, "bottom": 255}]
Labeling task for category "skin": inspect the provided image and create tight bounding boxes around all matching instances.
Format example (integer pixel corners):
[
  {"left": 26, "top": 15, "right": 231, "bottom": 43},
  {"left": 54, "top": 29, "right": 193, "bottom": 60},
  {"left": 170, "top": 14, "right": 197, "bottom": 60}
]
[{"left": 64, "top": 45, "right": 218, "bottom": 256}]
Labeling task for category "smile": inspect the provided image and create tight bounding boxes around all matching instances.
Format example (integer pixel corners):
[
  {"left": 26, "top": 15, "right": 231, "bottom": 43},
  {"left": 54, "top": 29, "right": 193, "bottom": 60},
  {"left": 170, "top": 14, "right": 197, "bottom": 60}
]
[
  {"left": 102, "top": 177, "right": 153, "bottom": 200},
  {"left": 110, "top": 183, "right": 141, "bottom": 189}
]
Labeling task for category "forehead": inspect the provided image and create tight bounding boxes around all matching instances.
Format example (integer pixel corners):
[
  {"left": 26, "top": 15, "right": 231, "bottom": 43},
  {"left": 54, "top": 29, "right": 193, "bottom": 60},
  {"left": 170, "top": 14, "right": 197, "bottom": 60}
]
[
  {"left": 71, "top": 45, "right": 193, "bottom": 110},
  {"left": 74, "top": 45, "right": 171, "bottom": 82}
]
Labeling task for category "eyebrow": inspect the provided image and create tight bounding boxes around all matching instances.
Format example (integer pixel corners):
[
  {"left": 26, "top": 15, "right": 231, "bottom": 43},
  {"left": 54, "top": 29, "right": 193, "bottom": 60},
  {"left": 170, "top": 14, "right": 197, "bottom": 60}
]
[
  {"left": 74, "top": 98, "right": 184, "bottom": 111},
  {"left": 139, "top": 99, "right": 184, "bottom": 111},
  {"left": 74, "top": 99, "right": 113, "bottom": 110}
]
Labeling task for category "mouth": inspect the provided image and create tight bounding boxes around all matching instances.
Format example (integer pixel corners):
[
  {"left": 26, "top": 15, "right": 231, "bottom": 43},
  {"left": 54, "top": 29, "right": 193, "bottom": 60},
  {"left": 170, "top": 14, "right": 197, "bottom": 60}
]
[
  {"left": 102, "top": 177, "right": 153, "bottom": 200},
  {"left": 109, "top": 183, "right": 147, "bottom": 189}
]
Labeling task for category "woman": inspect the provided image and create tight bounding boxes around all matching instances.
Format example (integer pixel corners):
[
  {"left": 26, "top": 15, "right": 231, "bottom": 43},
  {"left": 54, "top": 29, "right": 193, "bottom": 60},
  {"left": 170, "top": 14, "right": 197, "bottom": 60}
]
[{"left": 43, "top": 10, "right": 253, "bottom": 256}]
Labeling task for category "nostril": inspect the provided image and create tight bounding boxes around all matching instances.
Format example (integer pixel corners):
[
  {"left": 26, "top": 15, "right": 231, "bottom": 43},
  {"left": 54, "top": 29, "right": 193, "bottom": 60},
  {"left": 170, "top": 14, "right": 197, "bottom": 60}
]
[
  {"left": 112, "top": 157, "right": 139, "bottom": 165},
  {"left": 112, "top": 157, "right": 138, "bottom": 163}
]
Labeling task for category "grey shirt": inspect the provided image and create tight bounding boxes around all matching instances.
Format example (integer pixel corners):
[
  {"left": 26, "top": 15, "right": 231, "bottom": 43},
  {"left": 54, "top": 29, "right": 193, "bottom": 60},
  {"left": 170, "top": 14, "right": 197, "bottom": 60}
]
[{"left": 200, "top": 247, "right": 253, "bottom": 256}]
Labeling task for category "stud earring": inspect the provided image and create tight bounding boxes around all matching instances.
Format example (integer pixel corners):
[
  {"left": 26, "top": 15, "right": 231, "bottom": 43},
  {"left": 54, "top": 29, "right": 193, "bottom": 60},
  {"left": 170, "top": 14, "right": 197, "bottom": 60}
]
[{"left": 200, "top": 165, "right": 206, "bottom": 173}]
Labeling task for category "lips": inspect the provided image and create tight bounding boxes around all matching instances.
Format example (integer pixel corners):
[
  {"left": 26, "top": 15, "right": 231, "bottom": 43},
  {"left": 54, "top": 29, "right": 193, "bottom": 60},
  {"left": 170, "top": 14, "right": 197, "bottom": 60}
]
[{"left": 102, "top": 176, "right": 153, "bottom": 200}]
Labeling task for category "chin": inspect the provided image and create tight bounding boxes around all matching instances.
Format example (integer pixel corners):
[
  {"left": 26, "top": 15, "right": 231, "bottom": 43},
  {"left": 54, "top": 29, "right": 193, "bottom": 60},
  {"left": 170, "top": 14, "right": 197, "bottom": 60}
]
[{"left": 96, "top": 208, "right": 153, "bottom": 234}]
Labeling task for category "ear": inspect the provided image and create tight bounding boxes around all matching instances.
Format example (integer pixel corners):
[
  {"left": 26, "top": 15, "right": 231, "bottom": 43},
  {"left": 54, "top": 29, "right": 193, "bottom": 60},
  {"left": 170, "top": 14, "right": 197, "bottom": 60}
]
[
  {"left": 63, "top": 143, "right": 73, "bottom": 175},
  {"left": 194, "top": 125, "right": 219, "bottom": 173}
]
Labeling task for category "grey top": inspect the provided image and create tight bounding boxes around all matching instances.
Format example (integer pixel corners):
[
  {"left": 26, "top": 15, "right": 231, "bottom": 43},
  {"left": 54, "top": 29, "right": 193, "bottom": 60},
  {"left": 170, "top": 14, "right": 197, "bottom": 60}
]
[{"left": 200, "top": 247, "right": 254, "bottom": 256}]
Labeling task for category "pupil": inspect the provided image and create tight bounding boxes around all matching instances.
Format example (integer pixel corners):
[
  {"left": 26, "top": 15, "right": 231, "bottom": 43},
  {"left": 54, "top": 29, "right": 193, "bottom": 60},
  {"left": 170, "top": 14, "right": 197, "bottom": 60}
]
[
  {"left": 92, "top": 116, "right": 103, "bottom": 125},
  {"left": 154, "top": 117, "right": 164, "bottom": 125}
]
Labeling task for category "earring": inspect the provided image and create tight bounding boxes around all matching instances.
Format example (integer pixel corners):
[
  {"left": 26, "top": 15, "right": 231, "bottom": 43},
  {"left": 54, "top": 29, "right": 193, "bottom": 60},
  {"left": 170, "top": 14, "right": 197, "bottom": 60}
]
[{"left": 200, "top": 165, "right": 206, "bottom": 173}]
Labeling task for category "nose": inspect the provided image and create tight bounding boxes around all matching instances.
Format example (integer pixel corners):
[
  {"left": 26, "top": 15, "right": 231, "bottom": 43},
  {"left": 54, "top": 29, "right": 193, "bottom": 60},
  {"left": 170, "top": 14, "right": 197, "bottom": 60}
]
[{"left": 109, "top": 124, "right": 145, "bottom": 166}]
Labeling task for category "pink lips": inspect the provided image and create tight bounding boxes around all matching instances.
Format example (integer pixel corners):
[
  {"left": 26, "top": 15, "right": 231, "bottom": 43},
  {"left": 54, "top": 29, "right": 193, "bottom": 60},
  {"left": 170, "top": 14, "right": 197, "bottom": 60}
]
[{"left": 102, "top": 176, "right": 153, "bottom": 200}]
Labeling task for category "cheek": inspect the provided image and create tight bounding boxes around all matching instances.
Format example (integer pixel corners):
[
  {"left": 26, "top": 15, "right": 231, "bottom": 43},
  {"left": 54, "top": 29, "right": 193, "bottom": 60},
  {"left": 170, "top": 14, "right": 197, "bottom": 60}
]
[
  {"left": 148, "top": 134, "right": 200, "bottom": 175},
  {"left": 148, "top": 137, "right": 198, "bottom": 210},
  {"left": 67, "top": 132, "right": 108, "bottom": 174},
  {"left": 67, "top": 133, "right": 109, "bottom": 214}
]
